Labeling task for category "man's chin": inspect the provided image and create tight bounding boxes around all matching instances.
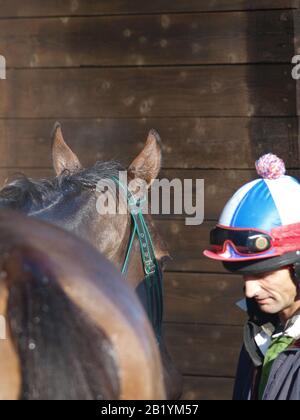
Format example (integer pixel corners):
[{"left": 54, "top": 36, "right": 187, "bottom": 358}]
[
  {"left": 258, "top": 305, "right": 280, "bottom": 315},
  {"left": 256, "top": 299, "right": 278, "bottom": 313}
]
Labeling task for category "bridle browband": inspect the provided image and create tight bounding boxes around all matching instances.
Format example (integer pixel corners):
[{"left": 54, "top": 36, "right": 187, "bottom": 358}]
[{"left": 111, "top": 176, "right": 163, "bottom": 341}]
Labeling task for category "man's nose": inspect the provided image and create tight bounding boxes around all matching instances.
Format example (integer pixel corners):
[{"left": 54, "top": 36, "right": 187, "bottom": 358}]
[{"left": 244, "top": 279, "right": 262, "bottom": 299}]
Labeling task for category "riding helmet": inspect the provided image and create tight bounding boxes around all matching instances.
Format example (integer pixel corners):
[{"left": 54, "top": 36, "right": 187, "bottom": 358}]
[{"left": 204, "top": 154, "right": 300, "bottom": 276}]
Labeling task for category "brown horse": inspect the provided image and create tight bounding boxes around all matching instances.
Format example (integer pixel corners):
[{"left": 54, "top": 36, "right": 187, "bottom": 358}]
[
  {"left": 0, "top": 210, "right": 165, "bottom": 399},
  {"left": 0, "top": 124, "right": 182, "bottom": 399}
]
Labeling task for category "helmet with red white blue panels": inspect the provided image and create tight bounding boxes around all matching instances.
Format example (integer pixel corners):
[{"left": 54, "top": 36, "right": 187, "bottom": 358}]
[{"left": 204, "top": 154, "right": 300, "bottom": 275}]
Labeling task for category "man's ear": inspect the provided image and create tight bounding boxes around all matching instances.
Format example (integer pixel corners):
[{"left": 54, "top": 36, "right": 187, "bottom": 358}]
[
  {"left": 52, "top": 122, "right": 82, "bottom": 176},
  {"left": 128, "top": 130, "right": 162, "bottom": 188}
]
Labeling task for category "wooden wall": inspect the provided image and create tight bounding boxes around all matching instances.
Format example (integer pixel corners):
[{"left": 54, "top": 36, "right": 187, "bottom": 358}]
[{"left": 0, "top": 0, "right": 300, "bottom": 399}]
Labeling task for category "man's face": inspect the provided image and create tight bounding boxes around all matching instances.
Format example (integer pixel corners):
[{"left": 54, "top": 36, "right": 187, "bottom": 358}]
[{"left": 243, "top": 267, "right": 298, "bottom": 316}]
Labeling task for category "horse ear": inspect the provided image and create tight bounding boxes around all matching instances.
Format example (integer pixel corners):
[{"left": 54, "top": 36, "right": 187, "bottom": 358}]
[
  {"left": 128, "top": 130, "right": 162, "bottom": 187},
  {"left": 52, "top": 122, "right": 82, "bottom": 176}
]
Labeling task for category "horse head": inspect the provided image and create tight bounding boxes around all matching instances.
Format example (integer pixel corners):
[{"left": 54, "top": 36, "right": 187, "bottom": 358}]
[{"left": 51, "top": 123, "right": 170, "bottom": 288}]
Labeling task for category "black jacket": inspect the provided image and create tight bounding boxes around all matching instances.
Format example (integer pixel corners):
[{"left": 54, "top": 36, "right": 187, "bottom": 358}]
[
  {"left": 233, "top": 299, "right": 300, "bottom": 400},
  {"left": 233, "top": 342, "right": 300, "bottom": 400}
]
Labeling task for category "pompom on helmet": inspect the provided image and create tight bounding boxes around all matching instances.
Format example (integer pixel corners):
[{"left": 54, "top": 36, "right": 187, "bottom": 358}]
[{"left": 204, "top": 154, "right": 300, "bottom": 276}]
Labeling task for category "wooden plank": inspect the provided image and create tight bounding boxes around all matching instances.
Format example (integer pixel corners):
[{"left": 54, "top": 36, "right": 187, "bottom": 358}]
[
  {"left": 164, "top": 273, "right": 246, "bottom": 325},
  {"left": 0, "top": 11, "right": 293, "bottom": 67},
  {"left": 0, "top": 66, "right": 295, "bottom": 118},
  {"left": 164, "top": 323, "right": 242, "bottom": 376},
  {"left": 157, "top": 220, "right": 225, "bottom": 273},
  {"left": 0, "top": 0, "right": 298, "bottom": 18},
  {"left": 182, "top": 376, "right": 234, "bottom": 400},
  {"left": 0, "top": 118, "right": 297, "bottom": 170}
]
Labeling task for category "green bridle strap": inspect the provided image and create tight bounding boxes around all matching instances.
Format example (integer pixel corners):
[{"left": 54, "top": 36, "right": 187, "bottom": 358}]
[
  {"left": 121, "top": 222, "right": 137, "bottom": 276},
  {"left": 110, "top": 176, "right": 163, "bottom": 341}
]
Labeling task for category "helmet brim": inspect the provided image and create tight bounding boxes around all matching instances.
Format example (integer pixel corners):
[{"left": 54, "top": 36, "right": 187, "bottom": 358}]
[
  {"left": 203, "top": 247, "right": 280, "bottom": 262},
  {"left": 222, "top": 251, "right": 300, "bottom": 275}
]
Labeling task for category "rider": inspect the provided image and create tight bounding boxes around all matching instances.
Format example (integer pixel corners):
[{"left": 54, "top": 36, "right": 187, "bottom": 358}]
[{"left": 204, "top": 153, "right": 300, "bottom": 400}]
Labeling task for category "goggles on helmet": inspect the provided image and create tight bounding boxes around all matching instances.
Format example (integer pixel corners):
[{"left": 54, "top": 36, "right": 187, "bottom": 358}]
[
  {"left": 210, "top": 226, "right": 273, "bottom": 255},
  {"left": 205, "top": 222, "right": 300, "bottom": 262}
]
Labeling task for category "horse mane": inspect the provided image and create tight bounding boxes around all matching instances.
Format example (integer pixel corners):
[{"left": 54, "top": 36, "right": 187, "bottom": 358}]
[
  {"left": 8, "top": 257, "right": 120, "bottom": 400},
  {"left": 0, "top": 161, "right": 124, "bottom": 213}
]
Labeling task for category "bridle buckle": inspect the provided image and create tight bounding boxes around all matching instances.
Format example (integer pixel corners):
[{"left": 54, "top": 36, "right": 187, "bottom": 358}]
[{"left": 145, "top": 260, "right": 156, "bottom": 275}]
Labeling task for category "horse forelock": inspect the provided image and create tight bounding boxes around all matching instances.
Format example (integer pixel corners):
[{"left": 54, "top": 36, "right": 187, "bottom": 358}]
[{"left": 0, "top": 161, "right": 124, "bottom": 213}]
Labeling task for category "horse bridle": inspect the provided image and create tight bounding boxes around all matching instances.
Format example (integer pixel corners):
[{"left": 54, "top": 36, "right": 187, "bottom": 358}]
[{"left": 111, "top": 177, "right": 163, "bottom": 341}]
